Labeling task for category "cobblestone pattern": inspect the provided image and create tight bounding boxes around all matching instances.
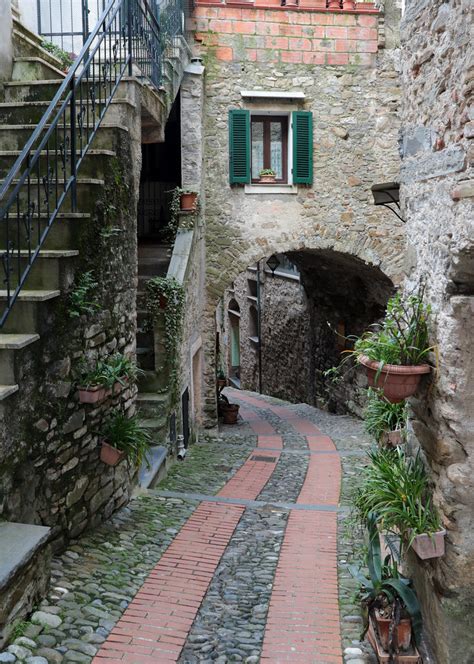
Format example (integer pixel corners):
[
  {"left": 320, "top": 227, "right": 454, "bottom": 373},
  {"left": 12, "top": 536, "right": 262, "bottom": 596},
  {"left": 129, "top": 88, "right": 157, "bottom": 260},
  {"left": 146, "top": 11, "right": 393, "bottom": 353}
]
[
  {"left": 257, "top": 452, "right": 309, "bottom": 504},
  {"left": 178, "top": 506, "right": 289, "bottom": 664}
]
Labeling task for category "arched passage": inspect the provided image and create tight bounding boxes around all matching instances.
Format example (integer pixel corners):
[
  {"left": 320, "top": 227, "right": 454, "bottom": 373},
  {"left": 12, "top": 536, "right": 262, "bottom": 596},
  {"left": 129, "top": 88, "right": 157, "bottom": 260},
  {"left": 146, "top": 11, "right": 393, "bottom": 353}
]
[
  {"left": 212, "top": 247, "right": 394, "bottom": 421},
  {"left": 227, "top": 298, "right": 241, "bottom": 384}
]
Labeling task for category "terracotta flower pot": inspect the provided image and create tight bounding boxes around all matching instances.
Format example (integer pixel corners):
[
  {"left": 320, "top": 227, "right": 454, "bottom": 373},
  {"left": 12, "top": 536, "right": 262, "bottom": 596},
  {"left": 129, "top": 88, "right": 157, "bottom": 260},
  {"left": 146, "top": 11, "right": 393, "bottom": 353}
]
[
  {"left": 78, "top": 385, "right": 106, "bottom": 404},
  {"left": 180, "top": 192, "right": 198, "bottom": 212},
  {"left": 217, "top": 378, "right": 227, "bottom": 390},
  {"left": 374, "top": 611, "right": 412, "bottom": 651},
  {"left": 285, "top": 0, "right": 299, "bottom": 6},
  {"left": 359, "top": 355, "right": 431, "bottom": 403},
  {"left": 222, "top": 403, "right": 240, "bottom": 424},
  {"left": 410, "top": 529, "right": 446, "bottom": 559},
  {"left": 100, "top": 441, "right": 126, "bottom": 467},
  {"left": 259, "top": 174, "right": 277, "bottom": 183},
  {"left": 343, "top": 0, "right": 356, "bottom": 9},
  {"left": 381, "top": 429, "right": 404, "bottom": 447},
  {"left": 328, "top": 0, "right": 341, "bottom": 9}
]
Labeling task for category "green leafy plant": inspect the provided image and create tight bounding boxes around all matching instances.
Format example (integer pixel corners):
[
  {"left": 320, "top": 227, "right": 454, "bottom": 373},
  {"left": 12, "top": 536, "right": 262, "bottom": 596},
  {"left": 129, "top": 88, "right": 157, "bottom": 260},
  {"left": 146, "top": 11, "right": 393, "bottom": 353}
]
[
  {"left": 68, "top": 271, "right": 100, "bottom": 318},
  {"left": 161, "top": 187, "right": 198, "bottom": 242},
  {"left": 349, "top": 514, "right": 423, "bottom": 646},
  {"left": 353, "top": 289, "right": 432, "bottom": 367},
  {"left": 78, "top": 354, "right": 142, "bottom": 389},
  {"left": 41, "top": 40, "right": 74, "bottom": 71},
  {"left": 145, "top": 277, "right": 185, "bottom": 406},
  {"left": 353, "top": 448, "right": 441, "bottom": 546},
  {"left": 259, "top": 168, "right": 276, "bottom": 176},
  {"left": 100, "top": 411, "right": 151, "bottom": 468},
  {"left": 364, "top": 389, "right": 407, "bottom": 443}
]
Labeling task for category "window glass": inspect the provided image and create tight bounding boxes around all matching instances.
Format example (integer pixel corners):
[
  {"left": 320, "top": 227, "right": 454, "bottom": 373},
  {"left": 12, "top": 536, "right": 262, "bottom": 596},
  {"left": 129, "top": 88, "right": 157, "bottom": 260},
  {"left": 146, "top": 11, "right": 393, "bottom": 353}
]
[
  {"left": 251, "top": 122, "right": 264, "bottom": 180},
  {"left": 270, "top": 122, "right": 283, "bottom": 179}
]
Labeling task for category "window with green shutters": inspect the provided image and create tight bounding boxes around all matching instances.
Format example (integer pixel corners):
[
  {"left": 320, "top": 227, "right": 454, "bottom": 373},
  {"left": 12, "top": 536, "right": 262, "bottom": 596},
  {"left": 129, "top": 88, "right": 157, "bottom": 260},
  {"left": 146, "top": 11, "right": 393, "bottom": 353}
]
[
  {"left": 228, "top": 109, "right": 313, "bottom": 186},
  {"left": 229, "top": 109, "right": 250, "bottom": 184},
  {"left": 292, "top": 111, "right": 313, "bottom": 185}
]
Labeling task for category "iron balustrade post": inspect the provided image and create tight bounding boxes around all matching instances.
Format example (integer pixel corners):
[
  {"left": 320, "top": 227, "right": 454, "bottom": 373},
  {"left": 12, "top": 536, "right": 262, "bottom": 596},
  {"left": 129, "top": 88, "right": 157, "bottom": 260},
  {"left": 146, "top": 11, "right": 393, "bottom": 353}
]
[
  {"left": 127, "top": 0, "right": 133, "bottom": 77},
  {"left": 82, "top": 0, "right": 90, "bottom": 44},
  {"left": 70, "top": 76, "right": 77, "bottom": 212}
]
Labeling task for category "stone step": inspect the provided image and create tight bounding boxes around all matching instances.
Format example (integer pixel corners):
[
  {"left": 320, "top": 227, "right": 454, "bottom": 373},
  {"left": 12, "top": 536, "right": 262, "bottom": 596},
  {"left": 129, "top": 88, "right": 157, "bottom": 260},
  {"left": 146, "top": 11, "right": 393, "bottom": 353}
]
[
  {"left": 0, "top": 384, "right": 19, "bottom": 401},
  {"left": 137, "top": 369, "right": 169, "bottom": 393},
  {"left": 0, "top": 333, "right": 40, "bottom": 383},
  {"left": 0, "top": 123, "right": 128, "bottom": 152},
  {"left": 12, "top": 56, "right": 66, "bottom": 82},
  {"left": 0, "top": 212, "right": 90, "bottom": 251},
  {"left": 2, "top": 78, "right": 131, "bottom": 104},
  {"left": 0, "top": 521, "right": 51, "bottom": 648},
  {"left": 0, "top": 175, "right": 104, "bottom": 213},
  {"left": 138, "top": 257, "right": 170, "bottom": 277},
  {"left": 136, "top": 345, "right": 155, "bottom": 371},
  {"left": 140, "top": 416, "right": 168, "bottom": 433},
  {"left": 12, "top": 24, "right": 64, "bottom": 71},
  {"left": 138, "top": 445, "right": 168, "bottom": 489},
  {"left": 0, "top": 250, "right": 78, "bottom": 290},
  {"left": 0, "top": 98, "right": 134, "bottom": 125},
  {"left": 136, "top": 392, "right": 169, "bottom": 419},
  {"left": 0, "top": 290, "right": 61, "bottom": 334},
  {"left": 0, "top": 149, "right": 116, "bottom": 180}
]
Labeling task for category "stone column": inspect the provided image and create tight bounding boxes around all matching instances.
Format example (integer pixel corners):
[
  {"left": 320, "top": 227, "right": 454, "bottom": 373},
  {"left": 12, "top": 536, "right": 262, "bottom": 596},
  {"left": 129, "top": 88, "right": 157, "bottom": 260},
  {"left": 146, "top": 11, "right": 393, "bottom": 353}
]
[
  {"left": 180, "top": 59, "right": 205, "bottom": 191},
  {"left": 0, "top": 0, "right": 13, "bottom": 82}
]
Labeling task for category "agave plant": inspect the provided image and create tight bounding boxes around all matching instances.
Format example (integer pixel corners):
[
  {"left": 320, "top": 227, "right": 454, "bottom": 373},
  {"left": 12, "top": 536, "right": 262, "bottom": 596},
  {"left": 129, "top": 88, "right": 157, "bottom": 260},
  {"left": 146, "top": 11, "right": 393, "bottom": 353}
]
[{"left": 349, "top": 514, "right": 423, "bottom": 646}]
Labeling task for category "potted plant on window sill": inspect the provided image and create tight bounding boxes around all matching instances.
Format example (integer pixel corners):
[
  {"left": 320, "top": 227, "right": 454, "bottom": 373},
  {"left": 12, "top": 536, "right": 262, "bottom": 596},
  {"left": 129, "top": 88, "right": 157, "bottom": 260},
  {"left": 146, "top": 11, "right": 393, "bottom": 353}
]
[
  {"left": 350, "top": 515, "right": 422, "bottom": 657},
  {"left": 364, "top": 389, "right": 407, "bottom": 448},
  {"left": 99, "top": 411, "right": 152, "bottom": 468},
  {"left": 259, "top": 169, "right": 277, "bottom": 184},
  {"left": 353, "top": 289, "right": 433, "bottom": 403}
]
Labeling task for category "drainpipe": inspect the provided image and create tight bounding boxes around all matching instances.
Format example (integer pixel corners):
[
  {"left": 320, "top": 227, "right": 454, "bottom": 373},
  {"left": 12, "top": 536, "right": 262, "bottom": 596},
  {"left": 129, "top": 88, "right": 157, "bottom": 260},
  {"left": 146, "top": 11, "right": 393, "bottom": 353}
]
[{"left": 256, "top": 261, "right": 263, "bottom": 394}]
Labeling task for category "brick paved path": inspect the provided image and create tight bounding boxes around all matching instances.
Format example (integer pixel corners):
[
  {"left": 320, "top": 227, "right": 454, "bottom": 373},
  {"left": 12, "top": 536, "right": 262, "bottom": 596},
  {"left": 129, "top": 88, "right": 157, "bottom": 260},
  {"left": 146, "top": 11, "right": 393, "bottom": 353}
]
[{"left": 94, "top": 391, "right": 343, "bottom": 664}]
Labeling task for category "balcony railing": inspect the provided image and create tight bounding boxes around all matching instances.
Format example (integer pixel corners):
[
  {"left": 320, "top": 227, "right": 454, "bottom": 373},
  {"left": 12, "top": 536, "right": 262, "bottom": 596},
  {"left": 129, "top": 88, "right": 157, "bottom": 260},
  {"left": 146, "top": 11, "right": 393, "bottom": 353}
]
[{"left": 0, "top": 0, "right": 190, "bottom": 327}]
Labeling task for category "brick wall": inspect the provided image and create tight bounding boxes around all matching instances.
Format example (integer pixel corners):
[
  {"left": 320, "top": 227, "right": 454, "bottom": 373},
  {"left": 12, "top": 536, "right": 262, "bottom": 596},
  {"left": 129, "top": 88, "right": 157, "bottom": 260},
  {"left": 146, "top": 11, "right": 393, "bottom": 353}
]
[{"left": 191, "top": 3, "right": 380, "bottom": 66}]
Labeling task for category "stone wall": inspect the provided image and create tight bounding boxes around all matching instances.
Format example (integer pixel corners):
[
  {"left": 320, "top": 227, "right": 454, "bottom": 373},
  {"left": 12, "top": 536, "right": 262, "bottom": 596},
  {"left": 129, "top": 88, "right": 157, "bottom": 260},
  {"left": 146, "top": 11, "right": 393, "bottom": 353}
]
[
  {"left": 222, "top": 267, "right": 311, "bottom": 403},
  {"left": 195, "top": 0, "right": 405, "bottom": 423},
  {"left": 400, "top": 1, "right": 474, "bottom": 661},
  {"left": 0, "top": 86, "right": 144, "bottom": 551}
]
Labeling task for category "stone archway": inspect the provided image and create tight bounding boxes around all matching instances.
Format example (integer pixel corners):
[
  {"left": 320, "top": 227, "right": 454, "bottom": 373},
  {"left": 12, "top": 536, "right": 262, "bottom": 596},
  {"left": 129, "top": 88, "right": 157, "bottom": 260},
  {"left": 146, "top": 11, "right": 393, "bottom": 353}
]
[{"left": 204, "top": 238, "right": 398, "bottom": 425}]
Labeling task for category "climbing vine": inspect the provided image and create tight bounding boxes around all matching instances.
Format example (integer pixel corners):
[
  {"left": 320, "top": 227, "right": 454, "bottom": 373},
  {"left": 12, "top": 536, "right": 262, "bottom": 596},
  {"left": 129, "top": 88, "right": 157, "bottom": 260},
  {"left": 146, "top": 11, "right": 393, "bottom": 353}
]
[
  {"left": 145, "top": 277, "right": 185, "bottom": 406},
  {"left": 159, "top": 187, "right": 197, "bottom": 243}
]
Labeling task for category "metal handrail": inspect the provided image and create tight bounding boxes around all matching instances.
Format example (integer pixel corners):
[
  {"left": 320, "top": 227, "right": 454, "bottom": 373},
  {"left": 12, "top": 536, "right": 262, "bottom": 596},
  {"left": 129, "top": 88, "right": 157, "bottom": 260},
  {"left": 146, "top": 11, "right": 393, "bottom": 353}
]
[{"left": 0, "top": 0, "right": 186, "bottom": 327}]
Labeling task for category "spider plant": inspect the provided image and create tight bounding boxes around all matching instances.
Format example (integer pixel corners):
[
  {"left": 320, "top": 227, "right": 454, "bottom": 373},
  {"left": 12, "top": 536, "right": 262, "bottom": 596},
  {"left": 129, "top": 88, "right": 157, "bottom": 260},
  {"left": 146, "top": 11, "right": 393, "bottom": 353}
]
[
  {"left": 353, "top": 448, "right": 441, "bottom": 544},
  {"left": 101, "top": 411, "right": 151, "bottom": 468},
  {"left": 364, "top": 389, "right": 407, "bottom": 443}
]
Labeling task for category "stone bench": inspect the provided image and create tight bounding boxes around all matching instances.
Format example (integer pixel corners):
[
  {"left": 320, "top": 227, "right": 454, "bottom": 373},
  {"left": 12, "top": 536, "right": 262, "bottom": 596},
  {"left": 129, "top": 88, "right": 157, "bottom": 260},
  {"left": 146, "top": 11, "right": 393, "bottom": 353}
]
[{"left": 0, "top": 522, "right": 51, "bottom": 648}]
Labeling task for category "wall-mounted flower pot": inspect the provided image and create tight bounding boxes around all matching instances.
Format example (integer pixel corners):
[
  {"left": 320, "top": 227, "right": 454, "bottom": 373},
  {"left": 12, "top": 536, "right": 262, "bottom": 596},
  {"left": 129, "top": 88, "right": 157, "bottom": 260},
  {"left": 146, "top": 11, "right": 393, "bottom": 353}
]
[
  {"left": 180, "top": 192, "right": 198, "bottom": 212},
  {"left": 374, "top": 610, "right": 412, "bottom": 651},
  {"left": 343, "top": 0, "right": 356, "bottom": 9},
  {"left": 100, "top": 441, "right": 126, "bottom": 467},
  {"left": 285, "top": 0, "right": 299, "bottom": 7},
  {"left": 381, "top": 429, "right": 404, "bottom": 447},
  {"left": 328, "top": 0, "right": 341, "bottom": 9},
  {"left": 222, "top": 403, "right": 240, "bottom": 424},
  {"left": 78, "top": 385, "right": 106, "bottom": 404},
  {"left": 113, "top": 379, "right": 128, "bottom": 395},
  {"left": 359, "top": 355, "right": 431, "bottom": 403},
  {"left": 410, "top": 529, "right": 446, "bottom": 560}
]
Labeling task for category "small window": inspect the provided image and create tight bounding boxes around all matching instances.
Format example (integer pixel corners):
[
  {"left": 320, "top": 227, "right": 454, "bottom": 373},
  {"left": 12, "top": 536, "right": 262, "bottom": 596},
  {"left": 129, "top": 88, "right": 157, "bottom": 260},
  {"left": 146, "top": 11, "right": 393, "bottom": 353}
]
[{"left": 251, "top": 116, "right": 288, "bottom": 183}]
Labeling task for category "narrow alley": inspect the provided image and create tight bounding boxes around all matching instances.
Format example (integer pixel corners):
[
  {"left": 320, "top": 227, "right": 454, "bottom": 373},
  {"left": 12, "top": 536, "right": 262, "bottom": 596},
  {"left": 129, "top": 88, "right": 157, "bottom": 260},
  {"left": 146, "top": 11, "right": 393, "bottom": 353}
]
[{"left": 3, "top": 391, "right": 373, "bottom": 664}]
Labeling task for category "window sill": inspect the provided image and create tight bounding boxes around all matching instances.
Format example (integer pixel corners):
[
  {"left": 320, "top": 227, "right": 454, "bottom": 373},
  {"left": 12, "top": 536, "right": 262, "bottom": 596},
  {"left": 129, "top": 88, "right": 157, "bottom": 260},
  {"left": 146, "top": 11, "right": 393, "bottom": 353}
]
[{"left": 244, "top": 184, "right": 298, "bottom": 195}]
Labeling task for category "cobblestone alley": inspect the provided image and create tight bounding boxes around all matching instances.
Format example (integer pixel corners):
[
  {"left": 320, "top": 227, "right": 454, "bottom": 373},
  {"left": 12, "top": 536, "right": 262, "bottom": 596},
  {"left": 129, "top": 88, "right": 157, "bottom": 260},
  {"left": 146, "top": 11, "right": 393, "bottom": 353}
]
[{"left": 1, "top": 390, "right": 374, "bottom": 664}]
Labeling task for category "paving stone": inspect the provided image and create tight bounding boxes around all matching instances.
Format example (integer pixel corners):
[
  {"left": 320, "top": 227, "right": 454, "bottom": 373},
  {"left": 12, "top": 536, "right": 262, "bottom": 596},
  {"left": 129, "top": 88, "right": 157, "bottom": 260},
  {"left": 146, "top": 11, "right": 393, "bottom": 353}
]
[{"left": 31, "top": 613, "right": 62, "bottom": 629}]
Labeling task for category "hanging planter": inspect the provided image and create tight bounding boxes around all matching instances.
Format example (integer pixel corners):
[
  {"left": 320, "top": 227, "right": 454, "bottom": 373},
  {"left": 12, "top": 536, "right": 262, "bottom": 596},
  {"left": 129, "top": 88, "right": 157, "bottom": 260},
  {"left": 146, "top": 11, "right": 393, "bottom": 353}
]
[
  {"left": 78, "top": 384, "right": 106, "bottom": 404},
  {"left": 359, "top": 356, "right": 431, "bottom": 403},
  {"left": 100, "top": 441, "right": 126, "bottom": 467},
  {"left": 180, "top": 191, "right": 198, "bottom": 212},
  {"left": 410, "top": 529, "right": 446, "bottom": 560}
]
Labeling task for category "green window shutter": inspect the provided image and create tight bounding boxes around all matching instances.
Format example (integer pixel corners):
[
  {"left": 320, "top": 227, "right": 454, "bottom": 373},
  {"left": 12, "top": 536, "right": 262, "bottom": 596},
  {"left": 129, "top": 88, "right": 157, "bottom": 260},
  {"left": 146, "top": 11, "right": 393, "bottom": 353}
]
[
  {"left": 292, "top": 111, "right": 313, "bottom": 185},
  {"left": 229, "top": 109, "right": 250, "bottom": 184}
]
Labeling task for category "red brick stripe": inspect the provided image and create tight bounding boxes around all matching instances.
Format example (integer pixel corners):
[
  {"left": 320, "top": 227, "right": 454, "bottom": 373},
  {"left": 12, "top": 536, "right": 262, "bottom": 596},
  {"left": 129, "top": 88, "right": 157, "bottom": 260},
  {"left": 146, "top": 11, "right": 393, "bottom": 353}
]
[
  {"left": 217, "top": 450, "right": 281, "bottom": 500},
  {"left": 257, "top": 434, "right": 283, "bottom": 449},
  {"left": 93, "top": 502, "right": 244, "bottom": 663}
]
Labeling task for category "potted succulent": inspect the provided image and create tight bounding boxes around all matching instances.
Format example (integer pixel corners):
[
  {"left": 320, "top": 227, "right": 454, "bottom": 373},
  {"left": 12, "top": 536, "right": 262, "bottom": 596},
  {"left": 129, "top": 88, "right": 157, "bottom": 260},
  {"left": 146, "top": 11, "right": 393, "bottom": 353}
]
[
  {"left": 259, "top": 168, "right": 277, "bottom": 184},
  {"left": 100, "top": 411, "right": 151, "bottom": 467},
  {"left": 353, "top": 290, "right": 432, "bottom": 403},
  {"left": 364, "top": 389, "right": 407, "bottom": 447},
  {"left": 350, "top": 514, "right": 422, "bottom": 654},
  {"left": 353, "top": 448, "right": 446, "bottom": 560}
]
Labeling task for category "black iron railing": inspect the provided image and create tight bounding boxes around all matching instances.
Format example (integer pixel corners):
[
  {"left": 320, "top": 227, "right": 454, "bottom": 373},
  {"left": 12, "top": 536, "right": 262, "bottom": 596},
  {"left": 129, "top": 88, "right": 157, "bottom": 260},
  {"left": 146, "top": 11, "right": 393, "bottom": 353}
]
[{"left": 0, "top": 0, "right": 189, "bottom": 328}]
